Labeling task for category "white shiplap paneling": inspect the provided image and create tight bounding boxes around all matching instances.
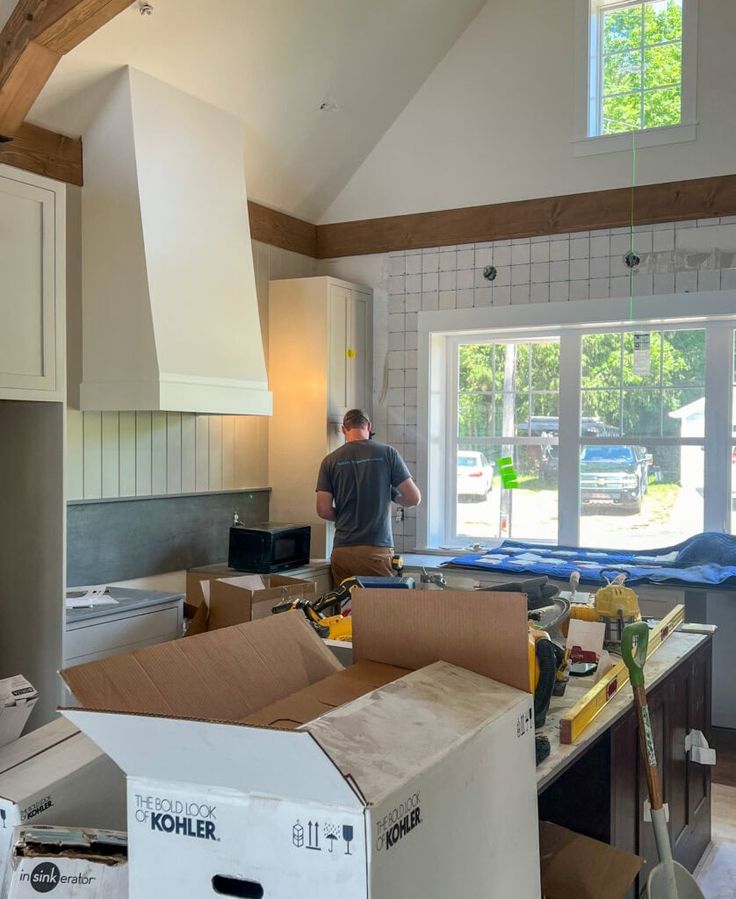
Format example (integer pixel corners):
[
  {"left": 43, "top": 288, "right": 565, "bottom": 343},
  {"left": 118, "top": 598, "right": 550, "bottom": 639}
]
[{"left": 66, "top": 241, "right": 316, "bottom": 499}]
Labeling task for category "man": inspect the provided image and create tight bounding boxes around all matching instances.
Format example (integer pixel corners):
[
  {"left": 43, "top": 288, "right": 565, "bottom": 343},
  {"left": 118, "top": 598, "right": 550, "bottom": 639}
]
[{"left": 316, "top": 409, "right": 421, "bottom": 585}]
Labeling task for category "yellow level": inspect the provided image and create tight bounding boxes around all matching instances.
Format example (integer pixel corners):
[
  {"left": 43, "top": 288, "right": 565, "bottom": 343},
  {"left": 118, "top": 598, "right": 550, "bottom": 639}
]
[{"left": 559, "top": 604, "right": 686, "bottom": 745}]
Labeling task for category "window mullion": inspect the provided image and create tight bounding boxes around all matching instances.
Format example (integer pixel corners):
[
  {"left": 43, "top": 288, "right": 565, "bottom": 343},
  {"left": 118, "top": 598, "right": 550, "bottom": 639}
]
[
  {"left": 558, "top": 332, "right": 581, "bottom": 545},
  {"left": 703, "top": 326, "right": 731, "bottom": 532}
]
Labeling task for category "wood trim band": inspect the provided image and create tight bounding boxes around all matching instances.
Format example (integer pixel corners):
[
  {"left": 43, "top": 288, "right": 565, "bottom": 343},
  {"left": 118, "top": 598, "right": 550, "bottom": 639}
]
[
  {"left": 316, "top": 174, "right": 736, "bottom": 258},
  {"left": 247, "top": 201, "right": 317, "bottom": 257},
  {"left": 0, "top": 122, "right": 82, "bottom": 185}
]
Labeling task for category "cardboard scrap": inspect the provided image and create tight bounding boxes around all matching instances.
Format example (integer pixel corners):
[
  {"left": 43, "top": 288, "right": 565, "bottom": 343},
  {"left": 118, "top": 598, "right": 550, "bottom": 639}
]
[{"left": 539, "top": 822, "right": 642, "bottom": 899}]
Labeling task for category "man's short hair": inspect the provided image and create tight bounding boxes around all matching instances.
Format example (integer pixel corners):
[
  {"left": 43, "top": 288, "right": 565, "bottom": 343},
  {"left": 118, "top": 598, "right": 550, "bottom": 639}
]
[{"left": 343, "top": 409, "right": 370, "bottom": 430}]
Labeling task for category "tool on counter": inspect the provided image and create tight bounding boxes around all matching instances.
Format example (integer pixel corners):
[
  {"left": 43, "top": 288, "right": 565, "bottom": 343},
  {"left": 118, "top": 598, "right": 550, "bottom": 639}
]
[
  {"left": 272, "top": 575, "right": 415, "bottom": 641},
  {"left": 568, "top": 645, "right": 599, "bottom": 678},
  {"left": 569, "top": 570, "right": 580, "bottom": 601},
  {"left": 594, "top": 572, "right": 642, "bottom": 644},
  {"left": 622, "top": 622, "right": 705, "bottom": 899},
  {"left": 564, "top": 572, "right": 641, "bottom": 648},
  {"left": 559, "top": 603, "right": 685, "bottom": 744},
  {"left": 391, "top": 553, "right": 404, "bottom": 575}
]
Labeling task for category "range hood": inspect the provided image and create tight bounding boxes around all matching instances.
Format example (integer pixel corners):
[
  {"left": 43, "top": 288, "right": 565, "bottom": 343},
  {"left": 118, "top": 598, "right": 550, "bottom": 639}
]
[{"left": 80, "top": 67, "right": 272, "bottom": 415}]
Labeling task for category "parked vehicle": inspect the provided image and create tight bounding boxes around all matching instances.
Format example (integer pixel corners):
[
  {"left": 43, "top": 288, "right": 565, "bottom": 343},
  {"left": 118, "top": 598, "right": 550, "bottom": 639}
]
[
  {"left": 580, "top": 445, "right": 649, "bottom": 513},
  {"left": 457, "top": 451, "right": 494, "bottom": 500}
]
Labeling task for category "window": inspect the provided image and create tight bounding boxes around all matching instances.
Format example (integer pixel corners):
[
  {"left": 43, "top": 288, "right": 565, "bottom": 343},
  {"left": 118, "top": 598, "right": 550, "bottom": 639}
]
[
  {"left": 578, "top": 329, "right": 705, "bottom": 547},
  {"left": 455, "top": 339, "right": 559, "bottom": 542},
  {"left": 595, "top": 0, "right": 683, "bottom": 135},
  {"left": 574, "top": 0, "right": 697, "bottom": 154},
  {"left": 421, "top": 295, "right": 736, "bottom": 550}
]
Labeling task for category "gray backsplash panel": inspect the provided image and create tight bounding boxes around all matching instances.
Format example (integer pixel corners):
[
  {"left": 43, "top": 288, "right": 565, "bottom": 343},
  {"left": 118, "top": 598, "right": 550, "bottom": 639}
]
[{"left": 67, "top": 489, "right": 270, "bottom": 586}]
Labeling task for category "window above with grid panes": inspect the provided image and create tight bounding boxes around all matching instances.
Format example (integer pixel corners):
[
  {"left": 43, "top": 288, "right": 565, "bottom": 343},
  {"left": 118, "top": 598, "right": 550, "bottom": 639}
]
[{"left": 574, "top": 0, "right": 698, "bottom": 155}]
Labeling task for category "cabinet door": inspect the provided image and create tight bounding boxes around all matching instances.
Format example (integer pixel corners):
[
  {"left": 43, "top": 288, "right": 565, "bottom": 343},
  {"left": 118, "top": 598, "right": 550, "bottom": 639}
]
[
  {"left": 328, "top": 284, "right": 349, "bottom": 418},
  {"left": 346, "top": 290, "right": 370, "bottom": 413},
  {"left": 0, "top": 175, "right": 57, "bottom": 395}
]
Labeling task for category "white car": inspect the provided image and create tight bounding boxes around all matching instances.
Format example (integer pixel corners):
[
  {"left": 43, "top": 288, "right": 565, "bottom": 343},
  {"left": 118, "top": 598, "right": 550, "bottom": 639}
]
[{"left": 457, "top": 451, "right": 494, "bottom": 500}]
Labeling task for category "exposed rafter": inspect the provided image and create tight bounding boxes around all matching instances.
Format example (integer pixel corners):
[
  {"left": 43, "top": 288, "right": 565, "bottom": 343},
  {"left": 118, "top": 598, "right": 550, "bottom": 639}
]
[{"left": 0, "top": 0, "right": 131, "bottom": 140}]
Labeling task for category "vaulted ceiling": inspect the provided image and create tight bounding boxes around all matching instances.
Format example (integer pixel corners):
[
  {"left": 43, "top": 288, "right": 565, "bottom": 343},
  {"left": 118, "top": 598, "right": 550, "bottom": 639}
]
[{"left": 20, "top": 0, "right": 487, "bottom": 221}]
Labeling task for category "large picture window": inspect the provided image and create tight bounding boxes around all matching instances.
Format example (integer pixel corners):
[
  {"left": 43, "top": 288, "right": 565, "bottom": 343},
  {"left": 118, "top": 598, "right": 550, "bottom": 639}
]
[{"left": 428, "top": 309, "right": 733, "bottom": 551}]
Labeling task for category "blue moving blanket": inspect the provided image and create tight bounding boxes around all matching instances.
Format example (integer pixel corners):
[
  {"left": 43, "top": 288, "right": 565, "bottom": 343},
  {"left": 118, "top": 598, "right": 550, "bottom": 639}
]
[{"left": 444, "top": 532, "right": 736, "bottom": 587}]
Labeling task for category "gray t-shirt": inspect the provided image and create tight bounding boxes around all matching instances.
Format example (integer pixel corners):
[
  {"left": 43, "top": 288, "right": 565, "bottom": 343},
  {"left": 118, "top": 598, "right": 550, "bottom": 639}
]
[{"left": 316, "top": 440, "right": 412, "bottom": 547}]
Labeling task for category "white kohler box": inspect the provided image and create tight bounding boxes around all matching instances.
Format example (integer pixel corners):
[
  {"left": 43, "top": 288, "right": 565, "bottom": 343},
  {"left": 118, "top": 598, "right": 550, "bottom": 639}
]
[
  {"left": 0, "top": 718, "right": 126, "bottom": 885},
  {"left": 61, "top": 593, "right": 540, "bottom": 899}
]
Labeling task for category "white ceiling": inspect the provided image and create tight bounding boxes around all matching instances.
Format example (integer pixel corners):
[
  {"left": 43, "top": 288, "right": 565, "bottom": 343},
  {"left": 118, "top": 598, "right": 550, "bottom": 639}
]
[{"left": 25, "top": 0, "right": 487, "bottom": 221}]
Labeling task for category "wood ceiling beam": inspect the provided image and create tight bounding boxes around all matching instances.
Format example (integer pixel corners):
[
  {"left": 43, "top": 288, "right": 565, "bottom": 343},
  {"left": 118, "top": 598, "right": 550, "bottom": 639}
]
[
  {"left": 0, "top": 0, "right": 132, "bottom": 140},
  {"left": 316, "top": 175, "right": 736, "bottom": 258},
  {"left": 247, "top": 201, "right": 318, "bottom": 258},
  {"left": 0, "top": 120, "right": 82, "bottom": 183}
]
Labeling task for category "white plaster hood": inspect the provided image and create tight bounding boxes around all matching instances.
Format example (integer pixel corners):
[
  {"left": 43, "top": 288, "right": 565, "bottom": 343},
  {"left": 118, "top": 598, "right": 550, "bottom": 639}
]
[{"left": 80, "top": 67, "right": 271, "bottom": 415}]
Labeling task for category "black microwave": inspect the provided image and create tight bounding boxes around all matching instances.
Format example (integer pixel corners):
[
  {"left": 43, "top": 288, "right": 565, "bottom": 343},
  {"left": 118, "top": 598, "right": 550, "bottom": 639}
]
[{"left": 228, "top": 522, "right": 311, "bottom": 573}]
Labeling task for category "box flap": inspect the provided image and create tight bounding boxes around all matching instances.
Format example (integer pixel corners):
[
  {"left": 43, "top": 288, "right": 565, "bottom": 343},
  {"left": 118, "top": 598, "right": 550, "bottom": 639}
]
[
  {"left": 206, "top": 578, "right": 254, "bottom": 630},
  {"left": 61, "top": 614, "right": 342, "bottom": 723},
  {"left": 0, "top": 718, "right": 78, "bottom": 777},
  {"left": 0, "top": 733, "right": 104, "bottom": 804},
  {"left": 539, "top": 822, "right": 642, "bottom": 899},
  {"left": 351, "top": 589, "right": 530, "bottom": 692},
  {"left": 306, "top": 660, "right": 530, "bottom": 805},
  {"left": 242, "top": 661, "right": 409, "bottom": 730},
  {"left": 61, "top": 709, "right": 364, "bottom": 809}
]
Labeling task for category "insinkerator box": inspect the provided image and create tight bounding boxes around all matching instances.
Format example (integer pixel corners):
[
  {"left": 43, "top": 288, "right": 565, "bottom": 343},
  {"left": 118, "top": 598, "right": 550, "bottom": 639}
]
[{"left": 60, "top": 589, "right": 540, "bottom": 899}]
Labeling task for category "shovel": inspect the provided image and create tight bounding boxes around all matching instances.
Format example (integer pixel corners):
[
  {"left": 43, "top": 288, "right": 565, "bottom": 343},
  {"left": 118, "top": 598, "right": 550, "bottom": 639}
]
[{"left": 621, "top": 622, "right": 706, "bottom": 899}]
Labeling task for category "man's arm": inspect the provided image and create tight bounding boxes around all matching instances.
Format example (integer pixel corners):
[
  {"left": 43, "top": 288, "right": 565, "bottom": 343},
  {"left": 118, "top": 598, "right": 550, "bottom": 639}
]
[
  {"left": 316, "top": 491, "right": 337, "bottom": 521},
  {"left": 393, "top": 477, "right": 421, "bottom": 508}
]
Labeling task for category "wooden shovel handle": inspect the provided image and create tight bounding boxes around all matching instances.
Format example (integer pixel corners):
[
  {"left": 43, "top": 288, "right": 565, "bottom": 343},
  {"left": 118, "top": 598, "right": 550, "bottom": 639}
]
[{"left": 632, "top": 683, "right": 664, "bottom": 811}]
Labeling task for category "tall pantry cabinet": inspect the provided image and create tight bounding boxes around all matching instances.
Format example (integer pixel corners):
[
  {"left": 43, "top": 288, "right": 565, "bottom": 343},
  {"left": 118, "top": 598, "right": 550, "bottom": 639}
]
[
  {"left": 268, "top": 277, "right": 372, "bottom": 556},
  {"left": 0, "top": 165, "right": 67, "bottom": 727}
]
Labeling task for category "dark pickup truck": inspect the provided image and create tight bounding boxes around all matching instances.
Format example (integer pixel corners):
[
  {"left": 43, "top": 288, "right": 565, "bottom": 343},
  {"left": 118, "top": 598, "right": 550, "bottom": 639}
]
[{"left": 579, "top": 445, "right": 650, "bottom": 513}]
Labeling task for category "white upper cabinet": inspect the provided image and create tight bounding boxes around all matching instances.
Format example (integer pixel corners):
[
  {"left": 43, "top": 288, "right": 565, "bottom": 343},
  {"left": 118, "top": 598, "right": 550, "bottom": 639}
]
[
  {"left": 0, "top": 166, "right": 65, "bottom": 401},
  {"left": 328, "top": 282, "right": 371, "bottom": 420},
  {"left": 268, "top": 276, "right": 373, "bottom": 555}
]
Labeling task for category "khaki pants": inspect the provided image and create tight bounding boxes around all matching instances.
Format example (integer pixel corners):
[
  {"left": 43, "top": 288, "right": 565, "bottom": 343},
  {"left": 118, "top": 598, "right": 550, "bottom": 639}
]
[{"left": 330, "top": 545, "right": 394, "bottom": 586}]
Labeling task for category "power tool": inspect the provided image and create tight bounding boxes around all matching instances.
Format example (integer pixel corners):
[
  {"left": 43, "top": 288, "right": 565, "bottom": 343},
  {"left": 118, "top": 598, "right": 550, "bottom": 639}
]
[{"left": 272, "top": 575, "right": 415, "bottom": 641}]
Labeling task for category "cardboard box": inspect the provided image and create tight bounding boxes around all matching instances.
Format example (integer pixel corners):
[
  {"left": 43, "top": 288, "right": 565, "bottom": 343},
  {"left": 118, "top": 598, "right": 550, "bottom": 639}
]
[
  {"left": 185, "top": 563, "right": 239, "bottom": 613},
  {"left": 539, "top": 822, "right": 643, "bottom": 899},
  {"left": 2, "top": 826, "right": 127, "bottom": 898},
  {"left": 0, "top": 679, "right": 37, "bottom": 750},
  {"left": 187, "top": 574, "right": 316, "bottom": 636},
  {"left": 60, "top": 590, "right": 537, "bottom": 899},
  {"left": 0, "top": 718, "right": 127, "bottom": 885}
]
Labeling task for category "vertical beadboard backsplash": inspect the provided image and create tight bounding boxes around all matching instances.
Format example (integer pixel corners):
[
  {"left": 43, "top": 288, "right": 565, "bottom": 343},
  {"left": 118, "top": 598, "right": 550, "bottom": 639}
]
[{"left": 66, "top": 240, "right": 317, "bottom": 500}]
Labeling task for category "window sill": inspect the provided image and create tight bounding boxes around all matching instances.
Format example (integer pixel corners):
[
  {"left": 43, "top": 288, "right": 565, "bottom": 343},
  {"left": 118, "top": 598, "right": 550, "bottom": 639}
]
[{"left": 573, "top": 122, "right": 697, "bottom": 157}]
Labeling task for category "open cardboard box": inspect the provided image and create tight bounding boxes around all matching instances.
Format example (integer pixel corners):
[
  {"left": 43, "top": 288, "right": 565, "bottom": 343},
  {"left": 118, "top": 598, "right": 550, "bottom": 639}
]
[
  {"left": 540, "top": 822, "right": 643, "bottom": 899},
  {"left": 60, "top": 589, "right": 539, "bottom": 899},
  {"left": 186, "top": 573, "right": 315, "bottom": 635},
  {"left": 0, "top": 718, "right": 126, "bottom": 885}
]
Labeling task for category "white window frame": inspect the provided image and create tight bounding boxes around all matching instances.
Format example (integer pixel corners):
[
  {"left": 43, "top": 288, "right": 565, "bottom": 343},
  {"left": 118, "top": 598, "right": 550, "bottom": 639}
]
[
  {"left": 416, "top": 291, "right": 736, "bottom": 550},
  {"left": 573, "top": 0, "right": 698, "bottom": 156}
]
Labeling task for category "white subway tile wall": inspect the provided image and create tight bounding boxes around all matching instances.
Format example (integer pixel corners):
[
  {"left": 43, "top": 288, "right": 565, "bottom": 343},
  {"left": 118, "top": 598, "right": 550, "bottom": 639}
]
[{"left": 387, "top": 217, "right": 736, "bottom": 551}]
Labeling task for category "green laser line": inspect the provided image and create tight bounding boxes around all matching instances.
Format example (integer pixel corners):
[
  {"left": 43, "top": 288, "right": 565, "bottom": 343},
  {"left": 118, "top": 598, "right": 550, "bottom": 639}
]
[{"left": 630, "top": 127, "right": 637, "bottom": 321}]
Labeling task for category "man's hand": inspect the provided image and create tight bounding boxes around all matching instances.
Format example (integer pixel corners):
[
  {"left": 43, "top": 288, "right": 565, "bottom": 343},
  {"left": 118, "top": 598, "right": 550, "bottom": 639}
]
[
  {"left": 393, "top": 478, "right": 421, "bottom": 508},
  {"left": 316, "top": 491, "right": 337, "bottom": 521}
]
